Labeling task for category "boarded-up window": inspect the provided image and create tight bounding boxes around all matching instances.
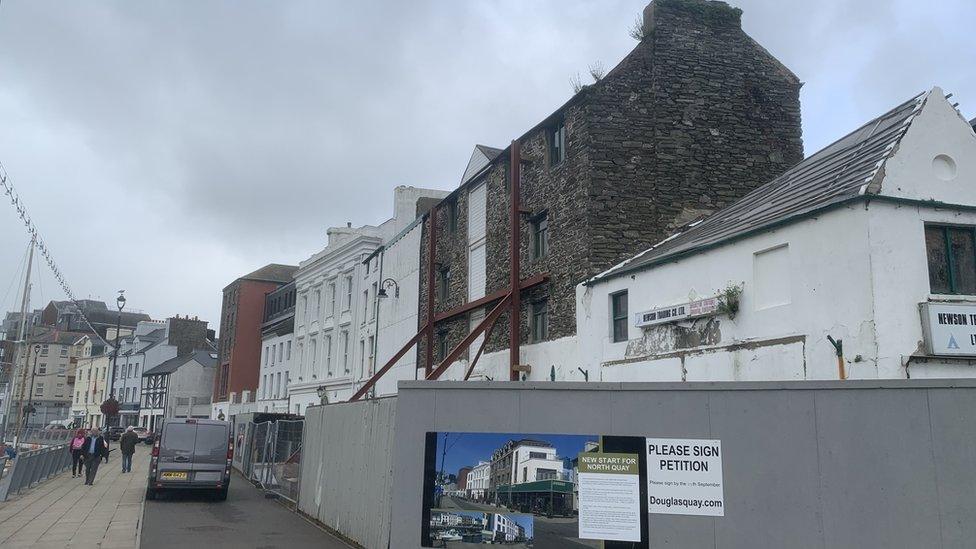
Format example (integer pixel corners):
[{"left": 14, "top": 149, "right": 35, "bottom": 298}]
[
  {"left": 926, "top": 225, "right": 976, "bottom": 295},
  {"left": 754, "top": 244, "right": 791, "bottom": 310}
]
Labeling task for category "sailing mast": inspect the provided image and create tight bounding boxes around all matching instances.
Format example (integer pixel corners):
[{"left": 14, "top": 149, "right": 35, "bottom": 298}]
[{"left": 11, "top": 235, "right": 35, "bottom": 439}]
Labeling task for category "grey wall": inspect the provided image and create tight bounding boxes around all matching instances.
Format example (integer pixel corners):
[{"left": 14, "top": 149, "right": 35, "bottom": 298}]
[
  {"left": 390, "top": 379, "right": 976, "bottom": 549},
  {"left": 299, "top": 397, "right": 397, "bottom": 549}
]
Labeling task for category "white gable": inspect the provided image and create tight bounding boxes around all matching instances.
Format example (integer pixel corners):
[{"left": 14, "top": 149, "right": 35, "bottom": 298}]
[{"left": 878, "top": 87, "right": 976, "bottom": 205}]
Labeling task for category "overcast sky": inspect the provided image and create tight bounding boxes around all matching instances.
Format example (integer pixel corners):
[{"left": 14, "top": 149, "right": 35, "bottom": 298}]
[{"left": 0, "top": 0, "right": 973, "bottom": 330}]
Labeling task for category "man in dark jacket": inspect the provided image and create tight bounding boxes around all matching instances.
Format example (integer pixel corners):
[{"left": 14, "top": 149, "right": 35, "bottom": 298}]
[
  {"left": 119, "top": 426, "right": 139, "bottom": 473},
  {"left": 83, "top": 428, "right": 108, "bottom": 485}
]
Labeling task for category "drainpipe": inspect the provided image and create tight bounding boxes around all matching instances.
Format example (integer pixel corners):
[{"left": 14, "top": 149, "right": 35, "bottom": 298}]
[
  {"left": 827, "top": 335, "right": 846, "bottom": 380},
  {"left": 509, "top": 140, "right": 522, "bottom": 381}
]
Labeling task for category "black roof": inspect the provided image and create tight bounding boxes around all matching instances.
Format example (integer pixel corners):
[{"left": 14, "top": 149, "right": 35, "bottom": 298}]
[
  {"left": 143, "top": 350, "right": 217, "bottom": 376},
  {"left": 588, "top": 90, "right": 928, "bottom": 284}
]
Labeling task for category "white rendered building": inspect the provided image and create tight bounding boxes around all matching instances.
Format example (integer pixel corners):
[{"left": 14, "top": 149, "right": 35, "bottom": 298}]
[
  {"left": 577, "top": 88, "right": 976, "bottom": 382},
  {"left": 289, "top": 186, "right": 448, "bottom": 410}
]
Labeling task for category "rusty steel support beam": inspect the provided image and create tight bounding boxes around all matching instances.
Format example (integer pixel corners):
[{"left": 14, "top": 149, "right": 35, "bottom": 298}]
[
  {"left": 349, "top": 327, "right": 427, "bottom": 402},
  {"left": 509, "top": 140, "right": 522, "bottom": 381},
  {"left": 426, "top": 294, "right": 512, "bottom": 382},
  {"left": 425, "top": 207, "right": 437, "bottom": 377},
  {"left": 463, "top": 314, "right": 500, "bottom": 381},
  {"left": 433, "top": 273, "right": 548, "bottom": 323}
]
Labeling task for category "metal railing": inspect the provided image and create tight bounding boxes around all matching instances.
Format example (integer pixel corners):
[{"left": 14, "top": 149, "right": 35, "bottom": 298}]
[
  {"left": 11, "top": 428, "right": 75, "bottom": 445},
  {"left": 0, "top": 442, "right": 72, "bottom": 501},
  {"left": 248, "top": 419, "right": 303, "bottom": 502}
]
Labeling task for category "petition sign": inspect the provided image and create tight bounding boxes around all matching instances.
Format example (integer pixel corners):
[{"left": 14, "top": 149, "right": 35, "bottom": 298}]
[{"left": 646, "top": 438, "right": 724, "bottom": 517}]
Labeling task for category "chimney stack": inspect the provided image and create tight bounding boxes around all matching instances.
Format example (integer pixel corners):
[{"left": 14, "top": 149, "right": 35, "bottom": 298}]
[{"left": 643, "top": 0, "right": 743, "bottom": 35}]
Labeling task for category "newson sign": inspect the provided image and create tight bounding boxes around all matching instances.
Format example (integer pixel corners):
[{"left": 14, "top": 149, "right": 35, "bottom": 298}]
[
  {"left": 920, "top": 302, "right": 976, "bottom": 356},
  {"left": 634, "top": 296, "right": 720, "bottom": 328}
]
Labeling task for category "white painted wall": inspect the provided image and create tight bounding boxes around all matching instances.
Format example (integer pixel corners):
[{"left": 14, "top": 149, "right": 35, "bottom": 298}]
[
  {"left": 291, "top": 186, "right": 448, "bottom": 409},
  {"left": 576, "top": 91, "right": 976, "bottom": 383},
  {"left": 258, "top": 331, "right": 293, "bottom": 412}
]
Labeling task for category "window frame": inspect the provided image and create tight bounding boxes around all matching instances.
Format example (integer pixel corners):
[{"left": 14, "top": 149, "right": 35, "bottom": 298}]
[
  {"left": 530, "top": 211, "right": 549, "bottom": 261},
  {"left": 530, "top": 299, "right": 549, "bottom": 343},
  {"left": 548, "top": 119, "right": 566, "bottom": 167},
  {"left": 437, "top": 266, "right": 451, "bottom": 301},
  {"left": 925, "top": 223, "right": 976, "bottom": 295},
  {"left": 610, "top": 290, "right": 629, "bottom": 343}
]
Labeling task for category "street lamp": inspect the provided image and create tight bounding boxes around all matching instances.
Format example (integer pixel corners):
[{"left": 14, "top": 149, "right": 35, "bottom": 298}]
[
  {"left": 376, "top": 278, "right": 400, "bottom": 299},
  {"left": 316, "top": 385, "right": 329, "bottom": 405},
  {"left": 104, "top": 290, "right": 125, "bottom": 426},
  {"left": 22, "top": 344, "right": 40, "bottom": 429}
]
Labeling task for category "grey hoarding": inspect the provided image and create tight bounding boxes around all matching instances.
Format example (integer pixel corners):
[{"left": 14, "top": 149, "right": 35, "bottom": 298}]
[{"left": 390, "top": 379, "right": 976, "bottom": 549}]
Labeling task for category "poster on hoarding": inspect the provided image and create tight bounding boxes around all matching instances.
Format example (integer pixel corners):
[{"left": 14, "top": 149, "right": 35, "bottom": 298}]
[
  {"left": 420, "top": 432, "right": 649, "bottom": 548},
  {"left": 646, "top": 438, "right": 724, "bottom": 517}
]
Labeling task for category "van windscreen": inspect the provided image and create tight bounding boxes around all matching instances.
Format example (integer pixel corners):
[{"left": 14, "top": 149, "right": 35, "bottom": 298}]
[{"left": 162, "top": 424, "right": 196, "bottom": 454}]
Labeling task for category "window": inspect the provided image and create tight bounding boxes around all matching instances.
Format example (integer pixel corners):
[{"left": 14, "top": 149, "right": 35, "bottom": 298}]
[
  {"left": 262, "top": 375, "right": 267, "bottom": 399},
  {"left": 344, "top": 276, "right": 353, "bottom": 311},
  {"left": 328, "top": 282, "right": 336, "bottom": 316},
  {"left": 532, "top": 212, "right": 549, "bottom": 260},
  {"left": 341, "top": 331, "right": 350, "bottom": 374},
  {"left": 41, "top": 345, "right": 48, "bottom": 356},
  {"left": 530, "top": 300, "right": 548, "bottom": 342},
  {"left": 322, "top": 334, "right": 332, "bottom": 376},
  {"left": 437, "top": 330, "right": 449, "bottom": 361},
  {"left": 359, "top": 339, "right": 366, "bottom": 378},
  {"left": 60, "top": 347, "right": 68, "bottom": 357},
  {"left": 279, "top": 342, "right": 284, "bottom": 363},
  {"left": 549, "top": 119, "right": 566, "bottom": 166},
  {"left": 286, "top": 341, "right": 292, "bottom": 360},
  {"left": 362, "top": 290, "right": 369, "bottom": 323},
  {"left": 276, "top": 372, "right": 282, "bottom": 398},
  {"left": 265, "top": 346, "right": 270, "bottom": 366},
  {"left": 35, "top": 382, "right": 43, "bottom": 396},
  {"left": 437, "top": 267, "right": 451, "bottom": 301},
  {"left": 447, "top": 199, "right": 459, "bottom": 233},
  {"left": 926, "top": 225, "right": 976, "bottom": 295},
  {"left": 301, "top": 294, "right": 308, "bottom": 324},
  {"left": 611, "top": 291, "right": 629, "bottom": 343},
  {"left": 371, "top": 282, "right": 378, "bottom": 320},
  {"left": 310, "top": 338, "right": 318, "bottom": 372},
  {"left": 529, "top": 451, "right": 548, "bottom": 459},
  {"left": 37, "top": 363, "right": 47, "bottom": 375}
]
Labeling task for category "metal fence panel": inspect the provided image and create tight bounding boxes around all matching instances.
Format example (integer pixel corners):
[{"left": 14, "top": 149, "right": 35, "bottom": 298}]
[
  {"left": 298, "top": 398, "right": 396, "bottom": 549},
  {"left": 0, "top": 442, "right": 72, "bottom": 501}
]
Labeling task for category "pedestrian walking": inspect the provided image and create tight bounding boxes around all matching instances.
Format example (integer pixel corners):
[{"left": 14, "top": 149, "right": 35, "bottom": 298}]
[
  {"left": 70, "top": 429, "right": 86, "bottom": 478},
  {"left": 83, "top": 428, "right": 108, "bottom": 485},
  {"left": 119, "top": 426, "right": 138, "bottom": 473}
]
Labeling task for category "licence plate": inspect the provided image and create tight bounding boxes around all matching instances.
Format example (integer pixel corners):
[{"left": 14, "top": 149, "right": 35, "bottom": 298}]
[{"left": 160, "top": 471, "right": 187, "bottom": 480}]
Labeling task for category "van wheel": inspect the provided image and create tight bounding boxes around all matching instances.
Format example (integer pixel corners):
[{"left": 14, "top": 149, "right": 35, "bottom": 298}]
[
  {"left": 146, "top": 486, "right": 157, "bottom": 500},
  {"left": 215, "top": 486, "right": 228, "bottom": 501}
]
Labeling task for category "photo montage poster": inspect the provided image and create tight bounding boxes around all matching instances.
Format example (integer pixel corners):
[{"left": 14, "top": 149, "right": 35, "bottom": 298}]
[{"left": 421, "top": 432, "right": 649, "bottom": 549}]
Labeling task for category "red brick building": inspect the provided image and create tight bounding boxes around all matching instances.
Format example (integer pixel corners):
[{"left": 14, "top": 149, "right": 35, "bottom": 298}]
[{"left": 213, "top": 264, "right": 296, "bottom": 410}]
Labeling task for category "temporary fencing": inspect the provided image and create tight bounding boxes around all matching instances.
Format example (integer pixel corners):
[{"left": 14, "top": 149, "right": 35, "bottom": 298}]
[{"left": 248, "top": 419, "right": 304, "bottom": 502}]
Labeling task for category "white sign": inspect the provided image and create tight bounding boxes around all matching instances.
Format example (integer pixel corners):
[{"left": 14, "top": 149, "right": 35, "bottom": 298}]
[
  {"left": 577, "top": 453, "right": 641, "bottom": 542},
  {"left": 920, "top": 302, "right": 976, "bottom": 356},
  {"left": 646, "top": 438, "right": 724, "bottom": 517},
  {"left": 635, "top": 297, "right": 720, "bottom": 328}
]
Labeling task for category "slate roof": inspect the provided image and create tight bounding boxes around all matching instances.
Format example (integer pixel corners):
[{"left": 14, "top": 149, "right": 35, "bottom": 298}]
[
  {"left": 33, "top": 329, "right": 89, "bottom": 346},
  {"left": 236, "top": 264, "right": 297, "bottom": 286},
  {"left": 143, "top": 350, "right": 217, "bottom": 376},
  {"left": 588, "top": 91, "right": 929, "bottom": 284},
  {"left": 970, "top": 117, "right": 975, "bottom": 131}
]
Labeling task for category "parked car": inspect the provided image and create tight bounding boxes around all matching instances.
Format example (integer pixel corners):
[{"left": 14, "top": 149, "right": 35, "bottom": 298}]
[
  {"left": 132, "top": 427, "right": 154, "bottom": 444},
  {"left": 146, "top": 419, "right": 233, "bottom": 501},
  {"left": 105, "top": 426, "right": 126, "bottom": 441}
]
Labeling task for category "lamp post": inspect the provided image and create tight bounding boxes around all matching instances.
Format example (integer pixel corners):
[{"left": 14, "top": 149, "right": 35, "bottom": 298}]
[
  {"left": 104, "top": 290, "right": 125, "bottom": 427},
  {"left": 371, "top": 277, "right": 399, "bottom": 400},
  {"left": 22, "top": 344, "right": 40, "bottom": 430}
]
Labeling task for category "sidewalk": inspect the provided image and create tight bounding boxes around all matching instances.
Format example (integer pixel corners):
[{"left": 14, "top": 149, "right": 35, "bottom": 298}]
[{"left": 0, "top": 444, "right": 149, "bottom": 548}]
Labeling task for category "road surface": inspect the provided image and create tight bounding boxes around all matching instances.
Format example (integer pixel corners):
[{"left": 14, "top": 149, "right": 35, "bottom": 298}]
[
  {"left": 141, "top": 472, "right": 351, "bottom": 549},
  {"left": 437, "top": 496, "right": 599, "bottom": 549}
]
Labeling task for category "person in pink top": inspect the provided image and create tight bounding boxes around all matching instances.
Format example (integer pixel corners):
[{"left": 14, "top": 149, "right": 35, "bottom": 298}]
[{"left": 70, "top": 429, "right": 86, "bottom": 478}]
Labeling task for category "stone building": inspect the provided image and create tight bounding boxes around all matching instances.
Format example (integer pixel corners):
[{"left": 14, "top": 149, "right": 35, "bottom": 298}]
[
  {"left": 417, "top": 0, "right": 804, "bottom": 382},
  {"left": 7, "top": 328, "right": 91, "bottom": 429}
]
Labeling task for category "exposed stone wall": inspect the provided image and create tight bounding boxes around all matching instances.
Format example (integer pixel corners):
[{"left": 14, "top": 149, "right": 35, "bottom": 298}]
[
  {"left": 417, "top": 0, "right": 803, "bottom": 372},
  {"left": 586, "top": 0, "right": 804, "bottom": 271},
  {"left": 167, "top": 316, "right": 210, "bottom": 356}
]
